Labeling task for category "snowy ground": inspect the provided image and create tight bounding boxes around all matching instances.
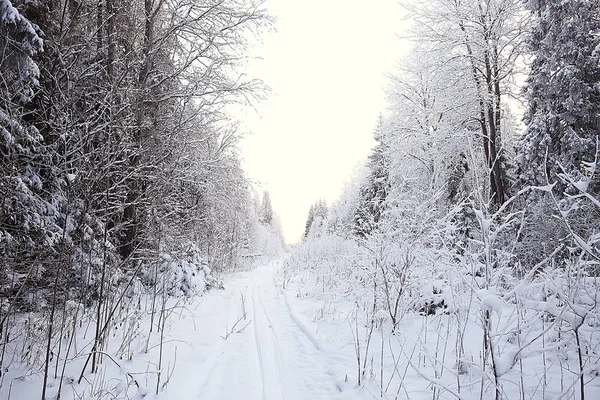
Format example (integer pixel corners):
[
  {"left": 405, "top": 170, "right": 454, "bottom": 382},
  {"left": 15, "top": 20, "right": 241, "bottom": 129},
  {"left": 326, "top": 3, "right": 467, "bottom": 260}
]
[
  {"left": 185, "top": 263, "right": 369, "bottom": 400},
  {"left": 2, "top": 263, "right": 372, "bottom": 400},
  {"left": 279, "top": 262, "right": 600, "bottom": 400},
  {"left": 5, "top": 260, "right": 599, "bottom": 399}
]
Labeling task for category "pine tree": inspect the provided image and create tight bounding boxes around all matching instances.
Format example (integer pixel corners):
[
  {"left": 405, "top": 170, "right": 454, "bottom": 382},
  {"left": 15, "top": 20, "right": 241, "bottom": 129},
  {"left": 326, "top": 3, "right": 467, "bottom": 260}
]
[
  {"left": 259, "top": 191, "right": 273, "bottom": 226},
  {"left": 515, "top": 0, "right": 600, "bottom": 267},
  {"left": 0, "top": 0, "right": 42, "bottom": 105},
  {"left": 304, "top": 200, "right": 327, "bottom": 239},
  {"left": 353, "top": 117, "right": 390, "bottom": 237},
  {"left": 518, "top": 0, "right": 600, "bottom": 191},
  {"left": 304, "top": 204, "right": 315, "bottom": 238},
  {"left": 0, "top": 0, "right": 56, "bottom": 294}
]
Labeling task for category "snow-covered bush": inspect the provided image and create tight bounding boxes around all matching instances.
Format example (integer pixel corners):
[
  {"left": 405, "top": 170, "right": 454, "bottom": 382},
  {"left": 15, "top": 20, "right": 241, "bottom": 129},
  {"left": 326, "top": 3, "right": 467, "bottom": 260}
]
[
  {"left": 287, "top": 229, "right": 364, "bottom": 297},
  {"left": 411, "top": 279, "right": 452, "bottom": 315},
  {"left": 148, "top": 242, "right": 219, "bottom": 297}
]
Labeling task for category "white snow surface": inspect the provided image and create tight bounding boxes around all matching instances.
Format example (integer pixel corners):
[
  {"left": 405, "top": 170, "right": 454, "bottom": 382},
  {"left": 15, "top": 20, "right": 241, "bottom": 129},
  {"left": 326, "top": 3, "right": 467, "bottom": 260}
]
[
  {"left": 2, "top": 263, "right": 371, "bottom": 400},
  {"left": 189, "top": 264, "right": 364, "bottom": 400},
  {"left": 6, "top": 260, "right": 600, "bottom": 400}
]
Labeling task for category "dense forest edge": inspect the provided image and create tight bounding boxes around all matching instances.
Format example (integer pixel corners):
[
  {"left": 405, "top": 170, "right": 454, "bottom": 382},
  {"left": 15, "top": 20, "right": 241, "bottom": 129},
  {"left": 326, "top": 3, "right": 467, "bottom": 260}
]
[
  {"left": 290, "top": 0, "right": 600, "bottom": 399},
  {"left": 1, "top": 0, "right": 284, "bottom": 398}
]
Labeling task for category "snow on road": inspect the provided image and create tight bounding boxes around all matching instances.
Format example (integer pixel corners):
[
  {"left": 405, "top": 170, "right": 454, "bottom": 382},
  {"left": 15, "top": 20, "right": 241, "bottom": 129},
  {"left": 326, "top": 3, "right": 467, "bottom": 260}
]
[{"left": 162, "top": 263, "right": 368, "bottom": 400}]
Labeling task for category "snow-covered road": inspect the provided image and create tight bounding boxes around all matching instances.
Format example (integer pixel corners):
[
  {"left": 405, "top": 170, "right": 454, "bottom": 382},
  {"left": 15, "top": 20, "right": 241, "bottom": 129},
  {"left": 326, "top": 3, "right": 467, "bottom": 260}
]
[{"left": 163, "top": 264, "right": 366, "bottom": 400}]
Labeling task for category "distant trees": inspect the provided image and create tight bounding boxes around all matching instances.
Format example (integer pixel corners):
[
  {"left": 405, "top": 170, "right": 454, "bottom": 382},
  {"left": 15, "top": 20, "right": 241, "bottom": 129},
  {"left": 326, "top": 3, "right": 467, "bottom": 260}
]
[
  {"left": 304, "top": 199, "right": 328, "bottom": 238},
  {"left": 251, "top": 190, "right": 286, "bottom": 259},
  {"left": 260, "top": 191, "right": 274, "bottom": 226}
]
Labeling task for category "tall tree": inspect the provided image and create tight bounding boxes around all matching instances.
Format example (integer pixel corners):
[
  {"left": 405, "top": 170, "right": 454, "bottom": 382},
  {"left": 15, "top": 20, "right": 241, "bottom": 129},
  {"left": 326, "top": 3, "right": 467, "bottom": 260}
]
[
  {"left": 513, "top": 0, "right": 600, "bottom": 267},
  {"left": 407, "top": 0, "right": 526, "bottom": 205},
  {"left": 518, "top": 0, "right": 600, "bottom": 191},
  {"left": 0, "top": 0, "right": 55, "bottom": 295},
  {"left": 259, "top": 191, "right": 273, "bottom": 226},
  {"left": 353, "top": 117, "right": 390, "bottom": 237}
]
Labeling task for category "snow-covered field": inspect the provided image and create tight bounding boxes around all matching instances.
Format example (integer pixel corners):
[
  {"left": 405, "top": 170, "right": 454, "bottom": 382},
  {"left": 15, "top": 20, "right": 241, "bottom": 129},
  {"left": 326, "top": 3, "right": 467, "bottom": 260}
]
[
  {"left": 282, "top": 272, "right": 600, "bottom": 399},
  {"left": 1, "top": 263, "right": 372, "bottom": 400},
  {"left": 276, "top": 234, "right": 600, "bottom": 400},
  {"left": 3, "top": 259, "right": 599, "bottom": 400}
]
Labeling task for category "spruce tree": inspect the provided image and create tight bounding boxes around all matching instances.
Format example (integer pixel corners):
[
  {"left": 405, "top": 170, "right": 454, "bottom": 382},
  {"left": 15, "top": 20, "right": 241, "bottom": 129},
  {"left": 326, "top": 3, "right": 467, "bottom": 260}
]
[
  {"left": 353, "top": 117, "right": 390, "bottom": 237},
  {"left": 304, "top": 204, "right": 315, "bottom": 238},
  {"left": 515, "top": 0, "right": 600, "bottom": 267},
  {"left": 518, "top": 0, "right": 600, "bottom": 191},
  {"left": 0, "top": 0, "right": 55, "bottom": 291},
  {"left": 304, "top": 200, "right": 327, "bottom": 239},
  {"left": 259, "top": 191, "right": 273, "bottom": 226}
]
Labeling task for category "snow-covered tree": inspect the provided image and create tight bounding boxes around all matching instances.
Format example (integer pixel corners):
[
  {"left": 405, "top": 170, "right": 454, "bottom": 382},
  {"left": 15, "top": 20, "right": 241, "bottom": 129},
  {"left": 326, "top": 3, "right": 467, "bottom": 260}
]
[
  {"left": 0, "top": 0, "right": 273, "bottom": 388},
  {"left": 518, "top": 0, "right": 600, "bottom": 191},
  {"left": 353, "top": 117, "right": 390, "bottom": 237},
  {"left": 304, "top": 204, "right": 315, "bottom": 238},
  {"left": 0, "top": 0, "right": 58, "bottom": 298},
  {"left": 259, "top": 191, "right": 274, "bottom": 226},
  {"left": 0, "top": 0, "right": 41, "bottom": 104},
  {"left": 304, "top": 199, "right": 328, "bottom": 239},
  {"left": 406, "top": 0, "right": 526, "bottom": 205},
  {"left": 514, "top": 0, "right": 600, "bottom": 267}
]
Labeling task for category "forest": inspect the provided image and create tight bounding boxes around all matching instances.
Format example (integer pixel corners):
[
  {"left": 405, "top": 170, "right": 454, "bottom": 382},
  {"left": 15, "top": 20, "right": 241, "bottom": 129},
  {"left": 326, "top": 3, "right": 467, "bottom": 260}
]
[
  {"left": 1, "top": 0, "right": 599, "bottom": 399},
  {"left": 1, "top": 0, "right": 284, "bottom": 398},
  {"left": 293, "top": 0, "right": 600, "bottom": 399}
]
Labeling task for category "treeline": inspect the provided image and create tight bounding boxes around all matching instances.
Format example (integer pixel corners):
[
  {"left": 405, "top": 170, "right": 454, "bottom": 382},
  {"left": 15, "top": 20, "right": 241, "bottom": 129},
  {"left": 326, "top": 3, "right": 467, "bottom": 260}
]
[
  {"left": 295, "top": 1, "right": 599, "bottom": 398},
  {"left": 1, "top": 0, "right": 282, "bottom": 396},
  {"left": 1, "top": 0, "right": 274, "bottom": 332},
  {"left": 305, "top": 0, "right": 600, "bottom": 272}
]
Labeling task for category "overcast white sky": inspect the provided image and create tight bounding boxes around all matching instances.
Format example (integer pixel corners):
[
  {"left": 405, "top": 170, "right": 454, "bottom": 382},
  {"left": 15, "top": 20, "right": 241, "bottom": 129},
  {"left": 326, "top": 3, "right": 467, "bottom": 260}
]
[{"left": 239, "top": 0, "right": 408, "bottom": 243}]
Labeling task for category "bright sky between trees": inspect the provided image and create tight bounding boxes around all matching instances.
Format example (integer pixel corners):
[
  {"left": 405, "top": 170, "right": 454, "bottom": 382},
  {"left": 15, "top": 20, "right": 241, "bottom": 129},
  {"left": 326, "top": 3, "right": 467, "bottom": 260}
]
[{"left": 239, "top": 0, "right": 408, "bottom": 244}]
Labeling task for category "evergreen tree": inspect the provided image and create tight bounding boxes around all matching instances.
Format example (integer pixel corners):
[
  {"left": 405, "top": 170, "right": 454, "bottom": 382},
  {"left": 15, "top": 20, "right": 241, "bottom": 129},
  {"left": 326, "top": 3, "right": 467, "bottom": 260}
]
[
  {"left": 304, "top": 204, "right": 315, "bottom": 238},
  {"left": 304, "top": 200, "right": 327, "bottom": 239},
  {"left": 0, "top": 0, "right": 57, "bottom": 295},
  {"left": 353, "top": 117, "right": 390, "bottom": 237},
  {"left": 259, "top": 191, "right": 273, "bottom": 226},
  {"left": 515, "top": 0, "right": 600, "bottom": 267},
  {"left": 0, "top": 0, "right": 41, "bottom": 105},
  {"left": 518, "top": 0, "right": 600, "bottom": 191}
]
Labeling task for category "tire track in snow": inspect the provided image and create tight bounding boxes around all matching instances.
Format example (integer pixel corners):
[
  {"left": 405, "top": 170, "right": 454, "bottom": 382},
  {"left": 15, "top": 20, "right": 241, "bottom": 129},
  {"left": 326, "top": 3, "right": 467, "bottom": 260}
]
[
  {"left": 258, "top": 272, "right": 342, "bottom": 398},
  {"left": 254, "top": 278, "right": 307, "bottom": 400},
  {"left": 193, "top": 291, "right": 238, "bottom": 395},
  {"left": 256, "top": 282, "right": 308, "bottom": 400},
  {"left": 195, "top": 280, "right": 262, "bottom": 400},
  {"left": 193, "top": 266, "right": 348, "bottom": 400},
  {"left": 281, "top": 287, "right": 322, "bottom": 351},
  {"left": 251, "top": 282, "right": 268, "bottom": 399},
  {"left": 257, "top": 285, "right": 278, "bottom": 338},
  {"left": 276, "top": 279, "right": 346, "bottom": 393}
]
